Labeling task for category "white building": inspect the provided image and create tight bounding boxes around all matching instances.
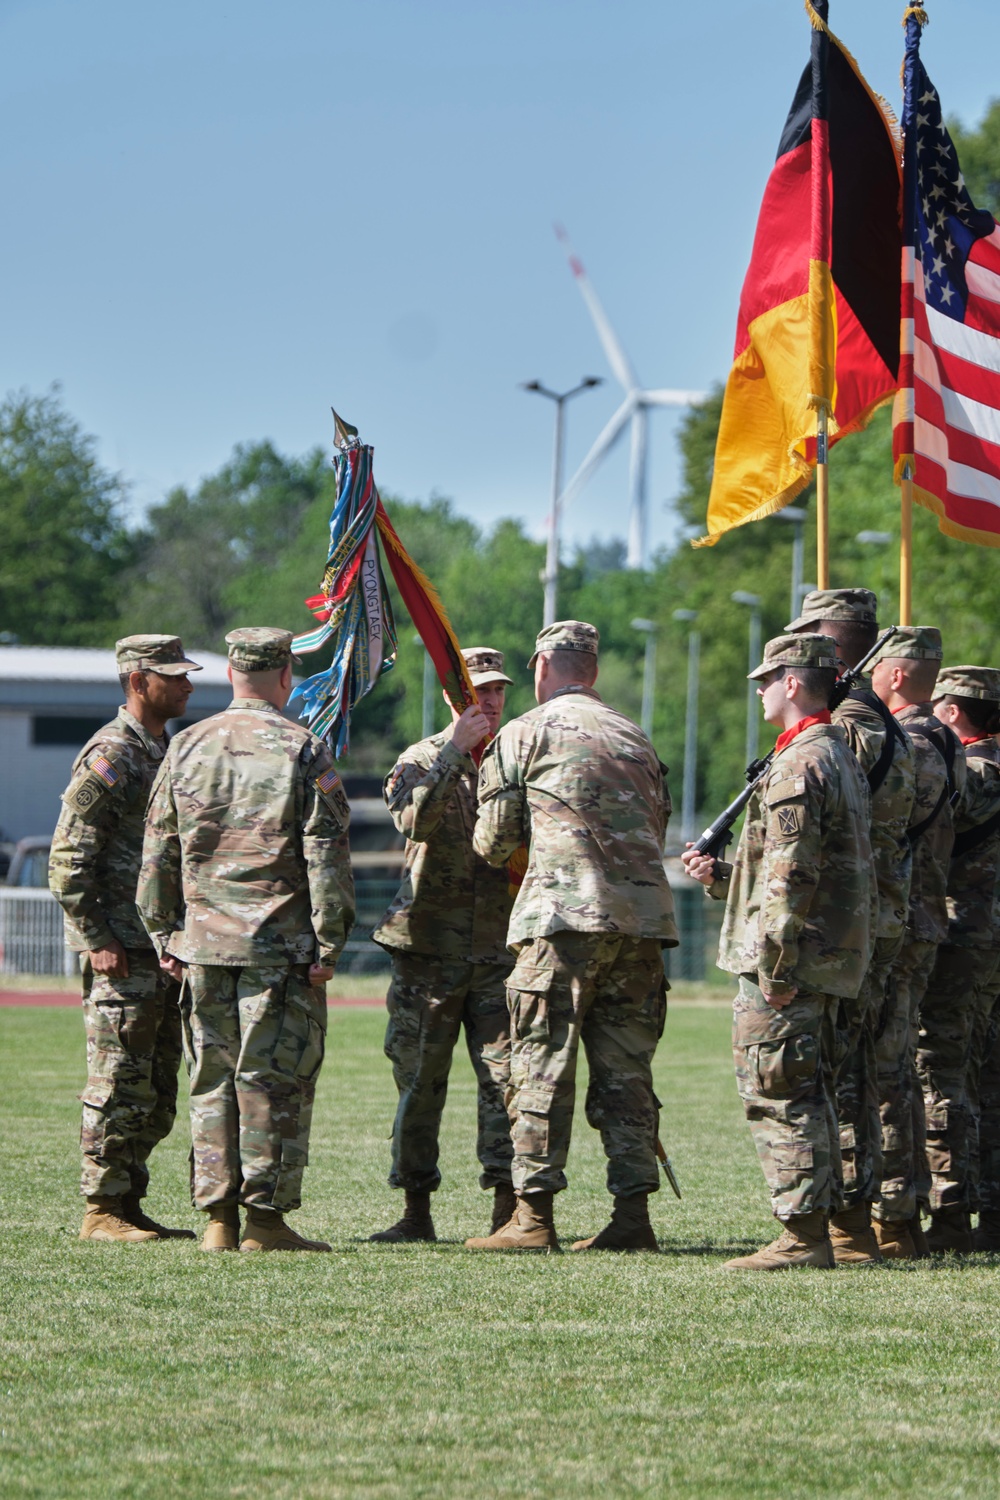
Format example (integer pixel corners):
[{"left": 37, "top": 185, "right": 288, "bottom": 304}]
[{"left": 0, "top": 645, "right": 233, "bottom": 842}]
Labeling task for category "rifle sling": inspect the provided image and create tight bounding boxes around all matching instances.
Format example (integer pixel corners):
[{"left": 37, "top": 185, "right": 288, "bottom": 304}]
[
  {"left": 952, "top": 806, "right": 1000, "bottom": 860},
  {"left": 906, "top": 722, "right": 958, "bottom": 843},
  {"left": 847, "top": 689, "right": 903, "bottom": 797}
]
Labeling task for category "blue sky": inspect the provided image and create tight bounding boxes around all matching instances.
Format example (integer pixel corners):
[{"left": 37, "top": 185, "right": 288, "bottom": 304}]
[{"left": 1, "top": 0, "right": 997, "bottom": 558}]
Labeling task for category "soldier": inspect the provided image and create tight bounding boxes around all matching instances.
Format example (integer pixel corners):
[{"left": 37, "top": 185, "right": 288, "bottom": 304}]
[
  {"left": 465, "top": 621, "right": 677, "bottom": 1254},
  {"left": 868, "top": 628, "right": 964, "bottom": 1259},
  {"left": 136, "top": 628, "right": 355, "bottom": 1253},
  {"left": 49, "top": 634, "right": 202, "bottom": 1243},
  {"left": 918, "top": 666, "right": 1000, "bottom": 1252},
  {"left": 786, "top": 589, "right": 915, "bottom": 1265},
  {"left": 369, "top": 646, "right": 517, "bottom": 1243},
  {"left": 683, "top": 634, "right": 874, "bottom": 1270}
]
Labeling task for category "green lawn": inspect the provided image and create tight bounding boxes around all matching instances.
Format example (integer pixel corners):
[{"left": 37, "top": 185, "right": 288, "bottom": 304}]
[{"left": 2, "top": 1000, "right": 1000, "bottom": 1500}]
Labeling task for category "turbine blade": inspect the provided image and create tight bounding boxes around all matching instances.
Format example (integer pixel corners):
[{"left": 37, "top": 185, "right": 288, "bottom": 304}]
[
  {"left": 627, "top": 407, "right": 648, "bottom": 570},
  {"left": 554, "top": 224, "right": 639, "bottom": 393},
  {"left": 640, "top": 389, "right": 710, "bottom": 407},
  {"left": 558, "top": 396, "right": 635, "bottom": 512}
]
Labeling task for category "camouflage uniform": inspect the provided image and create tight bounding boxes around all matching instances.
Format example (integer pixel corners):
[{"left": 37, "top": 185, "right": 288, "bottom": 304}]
[
  {"left": 48, "top": 634, "right": 202, "bottom": 1201},
  {"left": 136, "top": 628, "right": 355, "bottom": 1215},
  {"left": 473, "top": 622, "right": 677, "bottom": 1201},
  {"left": 372, "top": 647, "right": 516, "bottom": 1195},
  {"left": 710, "top": 635, "right": 874, "bottom": 1221},
  {"left": 917, "top": 667, "right": 1000, "bottom": 1213},
  {"left": 787, "top": 591, "right": 915, "bottom": 1209}
]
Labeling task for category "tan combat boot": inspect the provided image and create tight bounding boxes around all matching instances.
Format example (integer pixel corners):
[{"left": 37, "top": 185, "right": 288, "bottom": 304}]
[
  {"left": 240, "top": 1205, "right": 331, "bottom": 1252},
  {"left": 465, "top": 1191, "right": 560, "bottom": 1252},
  {"left": 571, "top": 1192, "right": 659, "bottom": 1252},
  {"left": 829, "top": 1203, "right": 883, "bottom": 1266},
  {"left": 80, "top": 1196, "right": 159, "bottom": 1243},
  {"left": 972, "top": 1209, "right": 1000, "bottom": 1252},
  {"left": 121, "top": 1194, "right": 196, "bottom": 1241},
  {"left": 369, "top": 1189, "right": 436, "bottom": 1243},
  {"left": 872, "top": 1217, "right": 917, "bottom": 1260},
  {"left": 926, "top": 1206, "right": 973, "bottom": 1254},
  {"left": 490, "top": 1183, "right": 517, "bottom": 1235},
  {"left": 201, "top": 1204, "right": 241, "bottom": 1252},
  {"left": 723, "top": 1211, "right": 834, "bottom": 1270}
]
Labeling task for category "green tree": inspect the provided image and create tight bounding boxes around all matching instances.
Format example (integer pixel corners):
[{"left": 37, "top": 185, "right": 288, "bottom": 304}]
[{"left": 0, "top": 389, "right": 133, "bottom": 645}]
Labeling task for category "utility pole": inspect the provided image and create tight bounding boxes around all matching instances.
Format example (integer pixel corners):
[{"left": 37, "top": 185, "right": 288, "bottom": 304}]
[
  {"left": 521, "top": 377, "right": 602, "bottom": 626},
  {"left": 732, "top": 592, "right": 763, "bottom": 765},
  {"left": 673, "top": 609, "right": 700, "bottom": 845}
]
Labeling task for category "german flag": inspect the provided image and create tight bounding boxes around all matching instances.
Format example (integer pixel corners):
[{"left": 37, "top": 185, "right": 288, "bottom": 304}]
[{"left": 697, "top": 1, "right": 900, "bottom": 547}]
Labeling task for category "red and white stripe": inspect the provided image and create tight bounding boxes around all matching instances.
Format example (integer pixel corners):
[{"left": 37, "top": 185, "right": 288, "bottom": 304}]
[{"left": 896, "top": 229, "right": 1000, "bottom": 537}]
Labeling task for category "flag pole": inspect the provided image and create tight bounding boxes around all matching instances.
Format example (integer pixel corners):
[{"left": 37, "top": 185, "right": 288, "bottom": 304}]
[
  {"left": 816, "top": 407, "right": 830, "bottom": 587},
  {"left": 900, "top": 466, "right": 913, "bottom": 625}
]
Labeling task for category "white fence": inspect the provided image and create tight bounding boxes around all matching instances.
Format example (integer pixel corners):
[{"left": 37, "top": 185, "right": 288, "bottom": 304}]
[{"left": 0, "top": 887, "right": 76, "bottom": 975}]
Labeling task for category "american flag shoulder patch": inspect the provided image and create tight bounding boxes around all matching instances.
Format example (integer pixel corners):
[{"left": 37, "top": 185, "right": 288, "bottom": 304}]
[
  {"left": 90, "top": 754, "right": 120, "bottom": 788},
  {"left": 317, "top": 767, "right": 341, "bottom": 795}
]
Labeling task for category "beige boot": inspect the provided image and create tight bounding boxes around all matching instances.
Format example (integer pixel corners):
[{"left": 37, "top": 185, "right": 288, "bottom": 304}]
[
  {"left": 465, "top": 1191, "right": 560, "bottom": 1252},
  {"left": 490, "top": 1183, "right": 517, "bottom": 1235},
  {"left": 571, "top": 1192, "right": 659, "bottom": 1252},
  {"left": 80, "top": 1196, "right": 159, "bottom": 1243},
  {"left": 369, "top": 1189, "right": 436, "bottom": 1243},
  {"left": 240, "top": 1206, "right": 331, "bottom": 1253},
  {"left": 723, "top": 1211, "right": 834, "bottom": 1271},
  {"left": 122, "top": 1194, "right": 196, "bottom": 1241},
  {"left": 926, "top": 1206, "right": 973, "bottom": 1254},
  {"left": 201, "top": 1204, "right": 240, "bottom": 1252},
  {"left": 973, "top": 1209, "right": 1000, "bottom": 1252},
  {"left": 872, "top": 1217, "right": 917, "bottom": 1260},
  {"left": 829, "top": 1203, "right": 883, "bottom": 1266}
]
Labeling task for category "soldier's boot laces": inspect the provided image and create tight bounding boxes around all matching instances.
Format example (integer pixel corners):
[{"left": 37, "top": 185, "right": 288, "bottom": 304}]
[
  {"left": 926, "top": 1206, "right": 973, "bottom": 1255},
  {"left": 201, "top": 1204, "right": 241, "bottom": 1253},
  {"left": 240, "top": 1206, "right": 331, "bottom": 1253},
  {"left": 829, "top": 1203, "right": 884, "bottom": 1266},
  {"left": 723, "top": 1210, "right": 834, "bottom": 1271},
  {"left": 490, "top": 1183, "right": 517, "bottom": 1235},
  {"left": 465, "top": 1191, "right": 560, "bottom": 1252},
  {"left": 973, "top": 1209, "right": 1000, "bottom": 1253},
  {"left": 121, "top": 1194, "right": 196, "bottom": 1241},
  {"left": 571, "top": 1192, "right": 659, "bottom": 1253},
  {"left": 908, "top": 1211, "right": 931, "bottom": 1259},
  {"left": 872, "top": 1216, "right": 918, "bottom": 1260},
  {"left": 369, "top": 1190, "right": 437, "bottom": 1243},
  {"left": 80, "top": 1196, "right": 159, "bottom": 1244}
]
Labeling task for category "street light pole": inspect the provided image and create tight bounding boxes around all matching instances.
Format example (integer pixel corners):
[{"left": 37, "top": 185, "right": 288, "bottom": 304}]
[
  {"left": 773, "top": 505, "right": 807, "bottom": 622},
  {"left": 673, "top": 609, "right": 700, "bottom": 845},
  {"left": 732, "top": 591, "right": 762, "bottom": 765},
  {"left": 631, "top": 618, "right": 658, "bottom": 740},
  {"left": 413, "top": 633, "right": 435, "bottom": 738},
  {"left": 522, "top": 377, "right": 602, "bottom": 626}
]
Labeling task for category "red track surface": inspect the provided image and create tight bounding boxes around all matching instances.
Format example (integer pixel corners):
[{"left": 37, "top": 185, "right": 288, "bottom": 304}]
[{"left": 0, "top": 991, "right": 382, "bottom": 1009}]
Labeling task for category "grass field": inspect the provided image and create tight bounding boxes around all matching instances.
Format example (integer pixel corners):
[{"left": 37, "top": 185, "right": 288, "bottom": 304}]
[{"left": 3, "top": 999, "right": 1000, "bottom": 1499}]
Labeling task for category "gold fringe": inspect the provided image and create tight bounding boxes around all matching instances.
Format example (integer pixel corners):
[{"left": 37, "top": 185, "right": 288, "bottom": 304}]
[{"left": 902, "top": 6, "right": 929, "bottom": 28}]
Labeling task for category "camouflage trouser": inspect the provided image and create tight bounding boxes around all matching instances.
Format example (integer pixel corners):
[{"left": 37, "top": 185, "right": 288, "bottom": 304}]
[
  {"left": 966, "top": 961, "right": 1000, "bottom": 1212},
  {"left": 873, "top": 938, "right": 936, "bottom": 1223},
  {"left": 383, "top": 954, "right": 512, "bottom": 1193},
  {"left": 180, "top": 963, "right": 327, "bottom": 1213},
  {"left": 505, "top": 932, "right": 666, "bottom": 1198},
  {"left": 917, "top": 943, "right": 1000, "bottom": 1211},
  {"left": 733, "top": 976, "right": 842, "bottom": 1221},
  {"left": 834, "top": 936, "right": 899, "bottom": 1207},
  {"left": 80, "top": 949, "right": 182, "bottom": 1200},
  {"left": 976, "top": 985, "right": 1000, "bottom": 1213}
]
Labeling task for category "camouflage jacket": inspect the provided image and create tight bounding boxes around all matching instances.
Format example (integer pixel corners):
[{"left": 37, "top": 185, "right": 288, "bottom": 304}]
[
  {"left": 897, "top": 703, "right": 967, "bottom": 945},
  {"left": 711, "top": 722, "right": 874, "bottom": 998},
  {"left": 833, "top": 691, "right": 915, "bottom": 943},
  {"left": 136, "top": 698, "right": 355, "bottom": 967},
  {"left": 472, "top": 685, "right": 677, "bottom": 947},
  {"left": 946, "top": 737, "right": 1000, "bottom": 948},
  {"left": 372, "top": 727, "right": 514, "bottom": 964},
  {"left": 49, "top": 707, "right": 168, "bottom": 952}
]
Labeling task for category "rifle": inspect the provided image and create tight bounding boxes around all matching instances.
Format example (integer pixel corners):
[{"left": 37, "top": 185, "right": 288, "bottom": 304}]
[{"left": 690, "top": 626, "right": 899, "bottom": 863}]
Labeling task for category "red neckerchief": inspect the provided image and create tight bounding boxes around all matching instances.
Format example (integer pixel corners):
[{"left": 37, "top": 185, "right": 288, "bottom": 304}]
[
  {"left": 774, "top": 710, "right": 832, "bottom": 756},
  {"left": 960, "top": 733, "right": 990, "bottom": 746}
]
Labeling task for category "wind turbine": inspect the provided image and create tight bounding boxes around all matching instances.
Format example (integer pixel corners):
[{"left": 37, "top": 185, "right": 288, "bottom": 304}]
[{"left": 554, "top": 224, "right": 707, "bottom": 569}]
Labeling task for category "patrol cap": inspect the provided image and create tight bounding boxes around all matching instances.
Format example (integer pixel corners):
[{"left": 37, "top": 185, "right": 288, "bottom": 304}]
[
  {"left": 225, "top": 627, "right": 294, "bottom": 673},
  {"left": 786, "top": 587, "right": 878, "bottom": 632},
  {"left": 462, "top": 646, "right": 513, "bottom": 688},
  {"left": 871, "top": 626, "right": 943, "bottom": 663},
  {"left": 115, "top": 634, "right": 202, "bottom": 676},
  {"left": 527, "top": 619, "right": 599, "bottom": 669},
  {"left": 933, "top": 665, "right": 1000, "bottom": 702},
  {"left": 748, "top": 632, "right": 839, "bottom": 681}
]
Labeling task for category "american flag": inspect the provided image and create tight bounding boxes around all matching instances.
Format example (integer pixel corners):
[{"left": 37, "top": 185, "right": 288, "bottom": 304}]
[
  {"left": 90, "top": 755, "right": 119, "bottom": 788},
  {"left": 894, "top": 14, "right": 1000, "bottom": 545}
]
